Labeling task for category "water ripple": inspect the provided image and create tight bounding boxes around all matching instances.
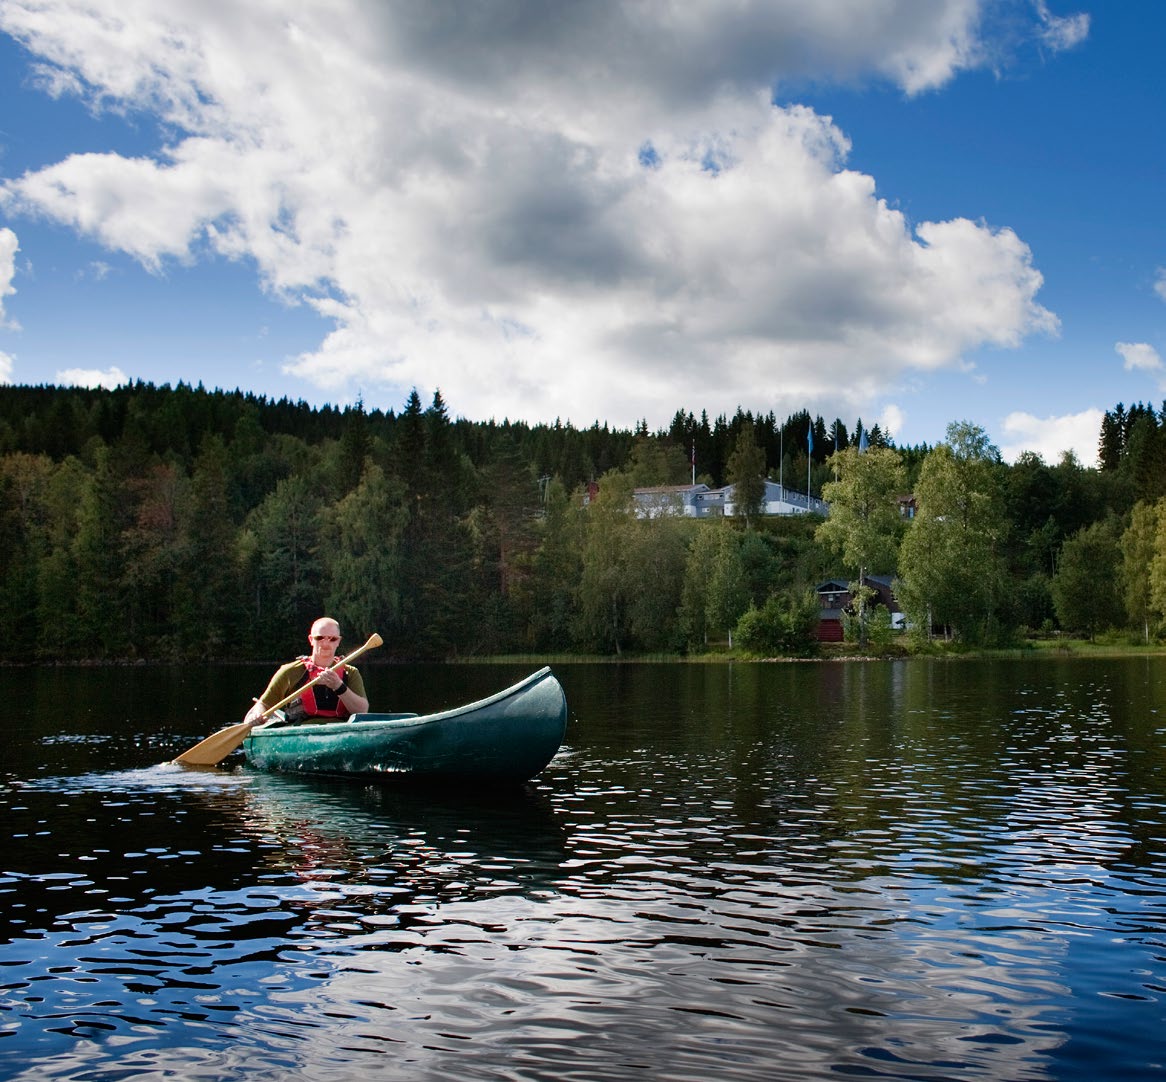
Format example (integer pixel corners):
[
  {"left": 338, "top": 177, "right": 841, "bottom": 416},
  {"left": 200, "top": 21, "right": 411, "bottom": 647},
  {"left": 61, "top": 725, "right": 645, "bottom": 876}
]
[{"left": 5, "top": 659, "right": 1166, "bottom": 1079}]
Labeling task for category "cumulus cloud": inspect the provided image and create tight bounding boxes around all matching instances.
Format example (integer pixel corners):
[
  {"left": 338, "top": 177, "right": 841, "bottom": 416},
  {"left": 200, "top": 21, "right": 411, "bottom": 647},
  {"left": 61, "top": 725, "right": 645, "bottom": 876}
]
[
  {"left": 56, "top": 365, "right": 127, "bottom": 390},
  {"left": 0, "top": 0, "right": 1069, "bottom": 427},
  {"left": 1000, "top": 408, "right": 1104, "bottom": 466},
  {"left": 1116, "top": 341, "right": 1164, "bottom": 378},
  {"left": 0, "top": 227, "right": 17, "bottom": 325}
]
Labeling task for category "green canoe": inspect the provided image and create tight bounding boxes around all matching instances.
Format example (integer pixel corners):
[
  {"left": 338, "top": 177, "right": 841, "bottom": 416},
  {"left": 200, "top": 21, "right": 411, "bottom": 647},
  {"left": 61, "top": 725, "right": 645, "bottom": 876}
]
[{"left": 243, "top": 666, "right": 567, "bottom": 783}]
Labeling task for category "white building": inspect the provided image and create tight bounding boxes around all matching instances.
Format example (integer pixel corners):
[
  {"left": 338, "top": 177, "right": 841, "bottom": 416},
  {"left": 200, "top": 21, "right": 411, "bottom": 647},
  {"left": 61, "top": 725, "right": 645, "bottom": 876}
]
[
  {"left": 723, "top": 480, "right": 829, "bottom": 517},
  {"left": 631, "top": 484, "right": 723, "bottom": 518},
  {"left": 632, "top": 480, "right": 828, "bottom": 519}
]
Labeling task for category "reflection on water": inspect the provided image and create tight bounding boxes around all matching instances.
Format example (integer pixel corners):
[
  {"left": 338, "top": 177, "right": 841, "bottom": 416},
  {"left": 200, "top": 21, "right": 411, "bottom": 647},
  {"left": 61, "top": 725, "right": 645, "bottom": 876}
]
[{"left": 2, "top": 659, "right": 1166, "bottom": 1080}]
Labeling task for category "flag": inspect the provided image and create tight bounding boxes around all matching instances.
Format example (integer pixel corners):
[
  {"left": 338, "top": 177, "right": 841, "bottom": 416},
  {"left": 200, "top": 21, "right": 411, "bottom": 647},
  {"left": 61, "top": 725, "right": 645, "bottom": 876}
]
[
  {"left": 858, "top": 430, "right": 869, "bottom": 453},
  {"left": 807, "top": 423, "right": 813, "bottom": 454},
  {"left": 691, "top": 441, "right": 696, "bottom": 466}
]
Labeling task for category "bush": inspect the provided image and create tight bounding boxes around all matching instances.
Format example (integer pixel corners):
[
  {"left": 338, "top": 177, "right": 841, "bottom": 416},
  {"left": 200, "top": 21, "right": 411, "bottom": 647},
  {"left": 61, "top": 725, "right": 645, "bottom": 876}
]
[
  {"left": 736, "top": 591, "right": 820, "bottom": 657},
  {"left": 867, "top": 605, "right": 895, "bottom": 647}
]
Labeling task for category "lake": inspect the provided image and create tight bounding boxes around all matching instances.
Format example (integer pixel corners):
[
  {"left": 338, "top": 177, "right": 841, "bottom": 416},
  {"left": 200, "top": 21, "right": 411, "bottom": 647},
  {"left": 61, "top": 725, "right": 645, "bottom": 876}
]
[{"left": 2, "top": 657, "right": 1165, "bottom": 1081}]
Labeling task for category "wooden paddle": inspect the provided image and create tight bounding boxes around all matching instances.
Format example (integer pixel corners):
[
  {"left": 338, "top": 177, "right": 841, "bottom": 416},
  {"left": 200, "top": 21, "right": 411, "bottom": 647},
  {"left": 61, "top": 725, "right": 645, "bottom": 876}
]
[{"left": 173, "top": 632, "right": 383, "bottom": 766}]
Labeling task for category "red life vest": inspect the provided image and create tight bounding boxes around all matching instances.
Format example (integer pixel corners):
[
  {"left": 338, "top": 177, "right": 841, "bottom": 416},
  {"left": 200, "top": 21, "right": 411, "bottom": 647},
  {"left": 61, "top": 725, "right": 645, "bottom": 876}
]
[{"left": 295, "top": 658, "right": 350, "bottom": 719}]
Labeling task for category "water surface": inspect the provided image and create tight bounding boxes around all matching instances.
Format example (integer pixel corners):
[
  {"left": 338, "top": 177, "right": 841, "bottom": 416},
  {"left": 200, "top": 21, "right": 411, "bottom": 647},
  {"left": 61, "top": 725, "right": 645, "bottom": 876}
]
[{"left": 2, "top": 659, "right": 1165, "bottom": 1080}]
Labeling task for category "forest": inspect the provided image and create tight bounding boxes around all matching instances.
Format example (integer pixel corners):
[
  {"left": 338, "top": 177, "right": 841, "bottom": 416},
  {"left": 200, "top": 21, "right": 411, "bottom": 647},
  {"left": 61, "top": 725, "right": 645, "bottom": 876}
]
[{"left": 1, "top": 382, "right": 1165, "bottom": 662}]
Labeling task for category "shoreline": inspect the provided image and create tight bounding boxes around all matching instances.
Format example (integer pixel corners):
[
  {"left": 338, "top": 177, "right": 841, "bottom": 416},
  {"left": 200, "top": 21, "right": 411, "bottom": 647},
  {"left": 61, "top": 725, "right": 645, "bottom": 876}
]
[{"left": 9, "top": 639, "right": 1166, "bottom": 668}]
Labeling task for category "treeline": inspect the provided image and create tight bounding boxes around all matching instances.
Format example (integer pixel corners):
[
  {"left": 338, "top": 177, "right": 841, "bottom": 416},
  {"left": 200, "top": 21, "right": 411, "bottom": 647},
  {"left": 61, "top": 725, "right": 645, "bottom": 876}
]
[
  {"left": 0, "top": 382, "right": 1163, "bottom": 661},
  {"left": 0, "top": 381, "right": 885, "bottom": 497}
]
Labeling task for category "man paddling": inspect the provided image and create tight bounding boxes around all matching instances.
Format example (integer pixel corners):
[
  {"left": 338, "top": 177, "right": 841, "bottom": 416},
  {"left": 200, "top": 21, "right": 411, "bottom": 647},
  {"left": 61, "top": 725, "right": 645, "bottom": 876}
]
[{"left": 245, "top": 616, "right": 370, "bottom": 725}]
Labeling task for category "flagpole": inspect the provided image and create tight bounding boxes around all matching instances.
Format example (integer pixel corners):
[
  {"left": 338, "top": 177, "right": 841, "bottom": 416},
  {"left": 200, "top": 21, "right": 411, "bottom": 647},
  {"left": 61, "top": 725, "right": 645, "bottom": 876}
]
[{"left": 806, "top": 421, "right": 813, "bottom": 506}]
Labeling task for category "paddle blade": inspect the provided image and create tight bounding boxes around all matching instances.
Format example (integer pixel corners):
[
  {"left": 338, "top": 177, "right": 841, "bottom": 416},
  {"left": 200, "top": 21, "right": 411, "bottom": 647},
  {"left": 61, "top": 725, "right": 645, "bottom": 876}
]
[{"left": 173, "top": 720, "right": 252, "bottom": 766}]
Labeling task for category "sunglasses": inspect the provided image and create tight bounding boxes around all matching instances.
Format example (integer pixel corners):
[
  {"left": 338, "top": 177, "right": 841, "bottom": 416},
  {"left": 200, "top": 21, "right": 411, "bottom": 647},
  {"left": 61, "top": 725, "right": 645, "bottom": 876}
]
[{"left": 312, "top": 634, "right": 340, "bottom": 642}]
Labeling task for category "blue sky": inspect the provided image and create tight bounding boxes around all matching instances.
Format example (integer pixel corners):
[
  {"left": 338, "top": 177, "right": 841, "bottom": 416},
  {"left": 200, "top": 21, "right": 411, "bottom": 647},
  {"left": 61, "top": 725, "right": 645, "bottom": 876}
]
[{"left": 0, "top": 1, "right": 1163, "bottom": 465}]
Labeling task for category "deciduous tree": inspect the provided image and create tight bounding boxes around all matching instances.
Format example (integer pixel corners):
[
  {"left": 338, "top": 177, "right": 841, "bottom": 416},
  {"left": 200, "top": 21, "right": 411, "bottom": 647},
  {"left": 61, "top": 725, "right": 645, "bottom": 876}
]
[
  {"left": 897, "top": 423, "right": 1009, "bottom": 643},
  {"left": 816, "top": 444, "right": 906, "bottom": 643},
  {"left": 1051, "top": 518, "right": 1124, "bottom": 639},
  {"left": 1122, "top": 499, "right": 1162, "bottom": 641},
  {"left": 526, "top": 478, "right": 583, "bottom": 650},
  {"left": 577, "top": 471, "right": 637, "bottom": 653}
]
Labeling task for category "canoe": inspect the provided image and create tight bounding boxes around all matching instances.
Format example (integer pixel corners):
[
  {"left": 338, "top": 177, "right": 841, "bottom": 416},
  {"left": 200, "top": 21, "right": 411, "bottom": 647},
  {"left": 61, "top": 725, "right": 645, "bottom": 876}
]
[{"left": 242, "top": 666, "right": 567, "bottom": 783}]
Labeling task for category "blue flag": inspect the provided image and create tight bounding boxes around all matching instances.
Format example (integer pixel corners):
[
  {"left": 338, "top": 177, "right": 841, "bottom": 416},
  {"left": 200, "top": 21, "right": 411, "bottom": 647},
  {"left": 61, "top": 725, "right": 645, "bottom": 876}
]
[
  {"left": 859, "top": 430, "right": 869, "bottom": 453},
  {"left": 807, "top": 423, "right": 813, "bottom": 454}
]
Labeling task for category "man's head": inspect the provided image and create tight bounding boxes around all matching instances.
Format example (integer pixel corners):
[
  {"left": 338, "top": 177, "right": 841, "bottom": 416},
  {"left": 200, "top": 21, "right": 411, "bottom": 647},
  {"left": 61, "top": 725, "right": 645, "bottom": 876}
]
[{"left": 308, "top": 616, "right": 342, "bottom": 660}]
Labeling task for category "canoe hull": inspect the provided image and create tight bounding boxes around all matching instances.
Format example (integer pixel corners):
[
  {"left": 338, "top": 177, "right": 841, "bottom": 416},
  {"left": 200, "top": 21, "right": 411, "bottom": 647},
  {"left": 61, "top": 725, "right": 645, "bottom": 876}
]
[{"left": 243, "top": 666, "right": 567, "bottom": 783}]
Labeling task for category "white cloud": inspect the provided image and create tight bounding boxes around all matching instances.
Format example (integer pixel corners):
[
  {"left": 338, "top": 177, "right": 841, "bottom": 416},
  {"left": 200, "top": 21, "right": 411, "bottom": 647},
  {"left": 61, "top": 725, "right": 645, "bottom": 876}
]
[
  {"left": 1035, "top": 2, "right": 1089, "bottom": 52},
  {"left": 56, "top": 365, "right": 127, "bottom": 390},
  {"left": 0, "top": 1, "right": 1064, "bottom": 429},
  {"left": 0, "top": 350, "right": 13, "bottom": 383},
  {"left": 1154, "top": 269, "right": 1166, "bottom": 304},
  {"left": 77, "top": 260, "right": 114, "bottom": 282},
  {"left": 879, "top": 404, "right": 905, "bottom": 439},
  {"left": 1116, "top": 341, "right": 1164, "bottom": 378},
  {"left": 1000, "top": 408, "right": 1104, "bottom": 466},
  {"left": 0, "top": 227, "right": 17, "bottom": 325}
]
